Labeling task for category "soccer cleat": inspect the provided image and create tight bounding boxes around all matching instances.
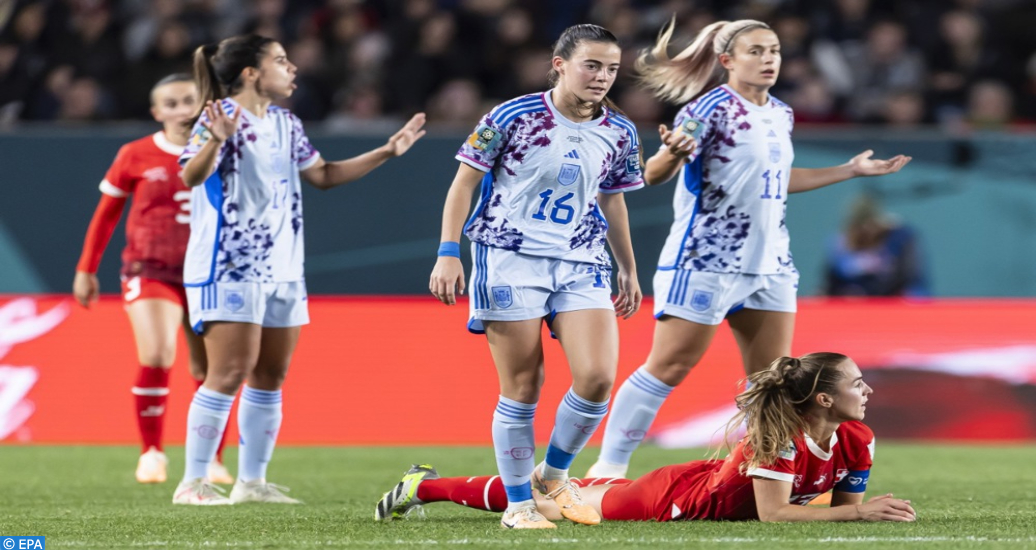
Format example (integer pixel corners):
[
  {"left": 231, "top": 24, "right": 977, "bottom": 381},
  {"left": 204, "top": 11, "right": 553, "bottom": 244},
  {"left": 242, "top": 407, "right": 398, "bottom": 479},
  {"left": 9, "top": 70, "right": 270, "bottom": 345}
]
[
  {"left": 229, "top": 479, "right": 303, "bottom": 504},
  {"left": 375, "top": 464, "right": 439, "bottom": 521},
  {"left": 206, "top": 460, "right": 234, "bottom": 485},
  {"left": 500, "top": 504, "right": 557, "bottom": 529},
  {"left": 172, "top": 478, "right": 232, "bottom": 505},
  {"left": 585, "top": 460, "right": 628, "bottom": 479},
  {"left": 136, "top": 447, "right": 168, "bottom": 484},
  {"left": 533, "top": 463, "right": 601, "bottom": 525}
]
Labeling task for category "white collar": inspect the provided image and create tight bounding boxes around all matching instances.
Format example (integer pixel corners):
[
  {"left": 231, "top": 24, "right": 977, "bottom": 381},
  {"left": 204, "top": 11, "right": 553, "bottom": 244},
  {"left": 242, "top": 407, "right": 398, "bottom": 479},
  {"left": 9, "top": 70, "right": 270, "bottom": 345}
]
[{"left": 152, "top": 131, "right": 185, "bottom": 156}]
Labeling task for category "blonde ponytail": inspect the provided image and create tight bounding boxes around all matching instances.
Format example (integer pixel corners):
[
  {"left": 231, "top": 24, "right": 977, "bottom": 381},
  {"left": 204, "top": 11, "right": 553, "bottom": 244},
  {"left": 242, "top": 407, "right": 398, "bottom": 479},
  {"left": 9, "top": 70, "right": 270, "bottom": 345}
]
[{"left": 637, "top": 18, "right": 772, "bottom": 105}]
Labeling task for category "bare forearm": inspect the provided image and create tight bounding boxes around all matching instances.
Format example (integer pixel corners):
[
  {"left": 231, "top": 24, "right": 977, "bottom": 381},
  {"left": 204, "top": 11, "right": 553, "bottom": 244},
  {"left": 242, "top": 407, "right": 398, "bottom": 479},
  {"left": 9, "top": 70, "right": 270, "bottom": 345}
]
[
  {"left": 600, "top": 194, "right": 636, "bottom": 272},
  {"left": 788, "top": 165, "right": 856, "bottom": 193},
  {"left": 182, "top": 139, "right": 224, "bottom": 187},
  {"left": 311, "top": 146, "right": 395, "bottom": 190},
  {"left": 644, "top": 150, "right": 685, "bottom": 186},
  {"left": 759, "top": 503, "right": 862, "bottom": 522}
]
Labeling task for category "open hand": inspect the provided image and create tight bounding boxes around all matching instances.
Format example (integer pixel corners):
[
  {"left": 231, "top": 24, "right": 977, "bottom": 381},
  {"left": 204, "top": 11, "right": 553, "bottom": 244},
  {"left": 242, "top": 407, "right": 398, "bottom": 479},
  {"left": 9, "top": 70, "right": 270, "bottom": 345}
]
[
  {"left": 849, "top": 150, "right": 912, "bottom": 177},
  {"left": 659, "top": 124, "right": 697, "bottom": 159},
  {"left": 857, "top": 493, "right": 916, "bottom": 522},
  {"left": 200, "top": 100, "right": 240, "bottom": 142},
  {"left": 386, "top": 113, "right": 428, "bottom": 157}
]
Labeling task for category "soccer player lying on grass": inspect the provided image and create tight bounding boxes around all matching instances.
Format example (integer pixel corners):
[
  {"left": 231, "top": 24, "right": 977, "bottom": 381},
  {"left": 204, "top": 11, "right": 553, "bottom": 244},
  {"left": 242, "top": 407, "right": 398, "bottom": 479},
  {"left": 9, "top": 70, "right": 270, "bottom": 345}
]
[{"left": 375, "top": 353, "right": 916, "bottom": 526}]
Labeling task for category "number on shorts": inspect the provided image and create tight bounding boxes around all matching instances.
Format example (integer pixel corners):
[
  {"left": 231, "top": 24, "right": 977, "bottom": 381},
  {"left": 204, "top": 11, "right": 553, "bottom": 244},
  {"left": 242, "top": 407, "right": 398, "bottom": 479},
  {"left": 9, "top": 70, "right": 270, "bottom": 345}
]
[{"left": 124, "top": 276, "right": 141, "bottom": 302}]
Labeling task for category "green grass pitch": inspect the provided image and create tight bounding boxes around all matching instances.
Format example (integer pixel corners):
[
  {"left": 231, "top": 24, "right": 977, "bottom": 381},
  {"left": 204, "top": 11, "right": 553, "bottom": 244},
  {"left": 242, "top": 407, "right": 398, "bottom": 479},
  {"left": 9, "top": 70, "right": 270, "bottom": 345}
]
[{"left": 2, "top": 444, "right": 1035, "bottom": 549}]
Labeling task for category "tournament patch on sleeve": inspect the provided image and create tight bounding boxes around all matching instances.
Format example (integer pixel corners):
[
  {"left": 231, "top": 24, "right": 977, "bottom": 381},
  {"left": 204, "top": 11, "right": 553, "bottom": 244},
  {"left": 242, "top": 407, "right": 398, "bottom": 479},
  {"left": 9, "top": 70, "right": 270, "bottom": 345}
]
[
  {"left": 467, "top": 125, "right": 501, "bottom": 152},
  {"left": 679, "top": 116, "right": 707, "bottom": 140},
  {"left": 625, "top": 147, "right": 641, "bottom": 174}
]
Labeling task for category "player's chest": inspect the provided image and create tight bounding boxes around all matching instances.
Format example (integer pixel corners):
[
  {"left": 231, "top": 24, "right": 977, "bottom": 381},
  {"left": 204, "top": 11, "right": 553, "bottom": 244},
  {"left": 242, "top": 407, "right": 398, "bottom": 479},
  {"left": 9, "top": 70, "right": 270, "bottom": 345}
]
[
  {"left": 131, "top": 155, "right": 185, "bottom": 199},
  {"left": 241, "top": 117, "right": 293, "bottom": 176}
]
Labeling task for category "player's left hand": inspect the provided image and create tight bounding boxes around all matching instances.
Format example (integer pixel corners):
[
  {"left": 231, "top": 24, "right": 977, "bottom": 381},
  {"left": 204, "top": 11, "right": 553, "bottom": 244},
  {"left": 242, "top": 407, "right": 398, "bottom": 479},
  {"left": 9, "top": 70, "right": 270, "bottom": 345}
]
[
  {"left": 385, "top": 113, "right": 428, "bottom": 157},
  {"left": 73, "top": 270, "right": 100, "bottom": 309},
  {"left": 613, "top": 269, "right": 642, "bottom": 320},
  {"left": 849, "top": 150, "right": 912, "bottom": 177}
]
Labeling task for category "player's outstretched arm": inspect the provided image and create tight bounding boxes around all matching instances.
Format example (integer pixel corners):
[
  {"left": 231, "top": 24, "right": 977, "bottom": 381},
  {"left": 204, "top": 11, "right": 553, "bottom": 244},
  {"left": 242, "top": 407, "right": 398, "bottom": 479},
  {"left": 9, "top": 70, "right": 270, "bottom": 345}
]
[
  {"left": 303, "top": 113, "right": 427, "bottom": 190},
  {"left": 787, "top": 150, "right": 912, "bottom": 194},
  {"left": 643, "top": 124, "right": 697, "bottom": 186},
  {"left": 429, "top": 164, "right": 482, "bottom": 306},
  {"left": 753, "top": 478, "right": 915, "bottom": 522}
]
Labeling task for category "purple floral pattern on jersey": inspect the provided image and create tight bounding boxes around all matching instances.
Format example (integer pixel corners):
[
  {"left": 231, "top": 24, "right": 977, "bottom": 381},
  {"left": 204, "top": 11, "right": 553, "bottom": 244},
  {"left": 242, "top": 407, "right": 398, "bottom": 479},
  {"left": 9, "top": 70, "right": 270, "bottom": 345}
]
[
  {"left": 464, "top": 192, "right": 524, "bottom": 251},
  {"left": 290, "top": 112, "right": 318, "bottom": 165},
  {"left": 495, "top": 111, "right": 555, "bottom": 176},
  {"left": 216, "top": 199, "right": 275, "bottom": 281},
  {"left": 569, "top": 202, "right": 609, "bottom": 264}
]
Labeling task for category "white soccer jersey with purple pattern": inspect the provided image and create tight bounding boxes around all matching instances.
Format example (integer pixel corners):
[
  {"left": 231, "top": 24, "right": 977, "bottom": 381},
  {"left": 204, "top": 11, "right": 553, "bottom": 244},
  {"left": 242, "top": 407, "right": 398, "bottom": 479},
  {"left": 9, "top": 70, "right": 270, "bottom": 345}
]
[
  {"left": 180, "top": 98, "right": 321, "bottom": 285},
  {"left": 657, "top": 85, "right": 796, "bottom": 274},
  {"left": 456, "top": 90, "right": 644, "bottom": 266}
]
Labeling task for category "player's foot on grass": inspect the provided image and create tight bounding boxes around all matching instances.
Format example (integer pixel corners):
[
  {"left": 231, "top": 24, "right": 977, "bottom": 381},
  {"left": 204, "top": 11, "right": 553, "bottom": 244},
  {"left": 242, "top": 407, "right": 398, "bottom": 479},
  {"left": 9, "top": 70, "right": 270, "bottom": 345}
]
[
  {"left": 375, "top": 464, "right": 439, "bottom": 521},
  {"left": 500, "top": 504, "right": 557, "bottom": 529},
  {"left": 206, "top": 460, "right": 234, "bottom": 485},
  {"left": 229, "top": 479, "right": 302, "bottom": 504},
  {"left": 585, "top": 459, "right": 628, "bottom": 479},
  {"left": 136, "top": 447, "right": 168, "bottom": 484},
  {"left": 172, "top": 478, "right": 231, "bottom": 505},
  {"left": 533, "top": 463, "right": 601, "bottom": 525}
]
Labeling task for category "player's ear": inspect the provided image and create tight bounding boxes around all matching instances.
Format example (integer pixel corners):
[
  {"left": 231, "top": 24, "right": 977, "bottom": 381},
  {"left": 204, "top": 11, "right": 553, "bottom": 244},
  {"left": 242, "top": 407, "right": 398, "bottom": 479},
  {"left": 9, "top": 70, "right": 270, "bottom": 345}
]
[{"left": 815, "top": 392, "right": 834, "bottom": 409}]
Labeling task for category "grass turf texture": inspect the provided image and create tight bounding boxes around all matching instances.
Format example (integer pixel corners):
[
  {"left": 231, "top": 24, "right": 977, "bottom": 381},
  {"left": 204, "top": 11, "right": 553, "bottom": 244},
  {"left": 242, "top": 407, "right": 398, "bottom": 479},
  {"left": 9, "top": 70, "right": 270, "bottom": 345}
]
[{"left": 2, "top": 444, "right": 1035, "bottom": 549}]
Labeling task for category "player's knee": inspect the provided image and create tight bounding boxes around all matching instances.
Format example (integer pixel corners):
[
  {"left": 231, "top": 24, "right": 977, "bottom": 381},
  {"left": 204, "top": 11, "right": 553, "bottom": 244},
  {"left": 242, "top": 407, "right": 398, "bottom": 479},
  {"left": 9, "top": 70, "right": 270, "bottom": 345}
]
[
  {"left": 649, "top": 355, "right": 702, "bottom": 386},
  {"left": 249, "top": 368, "right": 287, "bottom": 390},
  {"left": 205, "top": 365, "right": 249, "bottom": 394},
  {"left": 573, "top": 373, "right": 613, "bottom": 402},
  {"left": 139, "top": 344, "right": 177, "bottom": 368}
]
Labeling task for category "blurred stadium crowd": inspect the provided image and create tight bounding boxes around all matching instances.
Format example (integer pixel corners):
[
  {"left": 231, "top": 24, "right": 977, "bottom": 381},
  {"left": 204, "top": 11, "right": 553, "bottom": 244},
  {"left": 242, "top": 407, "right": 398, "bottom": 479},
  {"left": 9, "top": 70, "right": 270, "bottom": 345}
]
[{"left": 2, "top": 0, "right": 1036, "bottom": 129}]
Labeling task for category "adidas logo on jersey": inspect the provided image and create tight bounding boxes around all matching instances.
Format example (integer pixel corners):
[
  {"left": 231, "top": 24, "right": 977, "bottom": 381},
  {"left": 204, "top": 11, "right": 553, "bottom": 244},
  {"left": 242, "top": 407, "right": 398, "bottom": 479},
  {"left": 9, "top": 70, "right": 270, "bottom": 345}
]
[
  {"left": 767, "top": 130, "right": 777, "bottom": 137},
  {"left": 564, "top": 150, "right": 580, "bottom": 159}
]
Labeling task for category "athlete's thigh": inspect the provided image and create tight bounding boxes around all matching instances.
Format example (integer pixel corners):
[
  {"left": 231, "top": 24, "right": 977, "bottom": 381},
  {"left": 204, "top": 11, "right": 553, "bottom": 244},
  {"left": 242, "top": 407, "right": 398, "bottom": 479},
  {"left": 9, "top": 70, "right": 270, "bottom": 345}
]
[
  {"left": 484, "top": 318, "right": 546, "bottom": 398},
  {"left": 552, "top": 308, "right": 619, "bottom": 378},
  {"left": 203, "top": 321, "right": 263, "bottom": 371},
  {"left": 726, "top": 308, "right": 795, "bottom": 375},
  {"left": 125, "top": 296, "right": 184, "bottom": 366}
]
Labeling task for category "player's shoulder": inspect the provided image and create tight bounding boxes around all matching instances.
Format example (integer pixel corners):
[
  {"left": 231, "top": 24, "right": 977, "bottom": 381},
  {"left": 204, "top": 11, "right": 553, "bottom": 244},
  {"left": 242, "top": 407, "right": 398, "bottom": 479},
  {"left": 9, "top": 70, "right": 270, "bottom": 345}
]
[
  {"left": 605, "top": 109, "right": 638, "bottom": 140},
  {"left": 838, "top": 420, "right": 874, "bottom": 445},
  {"left": 769, "top": 94, "right": 794, "bottom": 117},
  {"left": 486, "top": 92, "right": 548, "bottom": 129},
  {"left": 684, "top": 86, "right": 737, "bottom": 119}
]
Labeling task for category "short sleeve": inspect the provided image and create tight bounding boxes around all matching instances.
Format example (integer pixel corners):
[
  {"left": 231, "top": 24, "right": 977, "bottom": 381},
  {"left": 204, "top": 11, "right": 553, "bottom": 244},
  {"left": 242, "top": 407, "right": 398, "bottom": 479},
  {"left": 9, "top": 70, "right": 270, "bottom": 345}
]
[
  {"left": 746, "top": 442, "right": 799, "bottom": 483},
  {"left": 600, "top": 119, "right": 644, "bottom": 194},
  {"left": 180, "top": 101, "right": 230, "bottom": 167},
  {"left": 834, "top": 422, "right": 874, "bottom": 493},
  {"left": 456, "top": 114, "right": 507, "bottom": 173},
  {"left": 290, "top": 112, "right": 320, "bottom": 170},
  {"left": 100, "top": 145, "right": 134, "bottom": 197}
]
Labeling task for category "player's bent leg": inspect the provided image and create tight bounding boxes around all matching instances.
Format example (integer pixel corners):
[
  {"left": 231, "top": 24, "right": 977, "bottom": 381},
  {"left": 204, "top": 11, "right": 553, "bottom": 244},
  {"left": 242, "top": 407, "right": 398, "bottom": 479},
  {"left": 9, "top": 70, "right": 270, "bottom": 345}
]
[{"left": 727, "top": 309, "right": 795, "bottom": 376}]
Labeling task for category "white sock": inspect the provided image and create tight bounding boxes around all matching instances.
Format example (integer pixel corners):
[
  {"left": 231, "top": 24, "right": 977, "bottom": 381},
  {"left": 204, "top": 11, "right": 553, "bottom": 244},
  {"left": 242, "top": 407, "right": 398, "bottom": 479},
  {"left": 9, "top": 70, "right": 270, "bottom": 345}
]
[
  {"left": 183, "top": 387, "right": 234, "bottom": 482},
  {"left": 237, "top": 386, "right": 283, "bottom": 482},
  {"left": 492, "top": 396, "right": 536, "bottom": 505},
  {"left": 543, "top": 388, "right": 608, "bottom": 480},
  {"left": 599, "top": 366, "right": 674, "bottom": 467}
]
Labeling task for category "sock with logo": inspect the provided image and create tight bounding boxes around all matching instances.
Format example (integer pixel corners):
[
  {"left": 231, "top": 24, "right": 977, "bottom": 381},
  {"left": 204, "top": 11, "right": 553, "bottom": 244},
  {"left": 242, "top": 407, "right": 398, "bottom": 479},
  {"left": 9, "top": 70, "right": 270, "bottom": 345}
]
[
  {"left": 599, "top": 366, "right": 674, "bottom": 467},
  {"left": 133, "top": 366, "right": 170, "bottom": 453},
  {"left": 492, "top": 396, "right": 536, "bottom": 509},
  {"left": 182, "top": 386, "right": 234, "bottom": 482},
  {"left": 195, "top": 378, "right": 230, "bottom": 463},
  {"left": 543, "top": 388, "right": 609, "bottom": 480}
]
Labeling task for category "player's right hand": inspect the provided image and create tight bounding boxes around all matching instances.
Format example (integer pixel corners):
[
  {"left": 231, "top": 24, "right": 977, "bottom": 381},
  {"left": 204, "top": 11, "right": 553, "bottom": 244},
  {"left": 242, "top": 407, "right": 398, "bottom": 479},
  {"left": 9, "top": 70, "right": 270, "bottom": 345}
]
[
  {"left": 430, "top": 257, "right": 465, "bottom": 306},
  {"left": 201, "top": 100, "right": 240, "bottom": 142},
  {"left": 659, "top": 124, "right": 696, "bottom": 158},
  {"left": 857, "top": 493, "right": 916, "bottom": 522},
  {"left": 73, "top": 271, "right": 100, "bottom": 309}
]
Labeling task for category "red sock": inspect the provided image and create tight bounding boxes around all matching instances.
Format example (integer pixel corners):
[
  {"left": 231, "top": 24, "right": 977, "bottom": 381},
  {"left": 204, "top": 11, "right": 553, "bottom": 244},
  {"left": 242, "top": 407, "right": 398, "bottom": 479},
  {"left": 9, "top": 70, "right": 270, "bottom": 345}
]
[
  {"left": 133, "top": 366, "right": 170, "bottom": 453},
  {"left": 416, "top": 476, "right": 509, "bottom": 512},
  {"left": 194, "top": 378, "right": 229, "bottom": 462}
]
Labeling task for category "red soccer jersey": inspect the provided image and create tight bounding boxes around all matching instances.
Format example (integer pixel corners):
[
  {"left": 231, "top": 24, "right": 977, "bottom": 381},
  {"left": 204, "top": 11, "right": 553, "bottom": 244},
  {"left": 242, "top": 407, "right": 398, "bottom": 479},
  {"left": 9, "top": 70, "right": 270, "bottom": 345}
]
[
  {"left": 101, "top": 132, "right": 192, "bottom": 284},
  {"left": 617, "top": 421, "right": 875, "bottom": 521}
]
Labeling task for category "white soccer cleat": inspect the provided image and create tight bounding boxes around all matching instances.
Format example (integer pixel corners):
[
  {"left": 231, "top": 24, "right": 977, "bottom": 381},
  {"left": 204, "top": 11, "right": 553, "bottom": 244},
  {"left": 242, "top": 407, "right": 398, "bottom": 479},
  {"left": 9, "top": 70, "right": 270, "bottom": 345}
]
[
  {"left": 500, "top": 504, "right": 557, "bottom": 529},
  {"left": 136, "top": 447, "right": 168, "bottom": 484},
  {"left": 206, "top": 460, "right": 234, "bottom": 485},
  {"left": 172, "top": 478, "right": 232, "bottom": 505},
  {"left": 585, "top": 460, "right": 628, "bottom": 479},
  {"left": 229, "top": 479, "right": 302, "bottom": 504}
]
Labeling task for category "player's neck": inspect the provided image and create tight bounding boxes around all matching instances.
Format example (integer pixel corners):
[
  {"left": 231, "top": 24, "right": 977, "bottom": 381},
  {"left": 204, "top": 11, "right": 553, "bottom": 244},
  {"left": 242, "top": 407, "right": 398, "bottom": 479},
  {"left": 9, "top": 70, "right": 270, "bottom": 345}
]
[
  {"left": 805, "top": 418, "right": 840, "bottom": 451},
  {"left": 230, "top": 90, "right": 273, "bottom": 119},
  {"left": 162, "top": 127, "right": 189, "bottom": 147},
  {"left": 726, "top": 80, "right": 770, "bottom": 106},
  {"left": 550, "top": 88, "right": 596, "bottom": 123}
]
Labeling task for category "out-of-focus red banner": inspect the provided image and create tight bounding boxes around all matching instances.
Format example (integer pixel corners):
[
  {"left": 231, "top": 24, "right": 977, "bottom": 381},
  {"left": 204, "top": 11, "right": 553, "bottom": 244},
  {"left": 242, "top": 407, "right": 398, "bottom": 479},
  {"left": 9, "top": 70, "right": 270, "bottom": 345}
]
[{"left": 1, "top": 295, "right": 1035, "bottom": 445}]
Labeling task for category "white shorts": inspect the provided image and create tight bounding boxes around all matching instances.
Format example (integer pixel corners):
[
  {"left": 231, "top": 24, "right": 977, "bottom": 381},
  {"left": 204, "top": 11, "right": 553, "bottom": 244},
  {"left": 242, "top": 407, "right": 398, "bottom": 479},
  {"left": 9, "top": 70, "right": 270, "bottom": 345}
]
[
  {"left": 652, "top": 269, "right": 798, "bottom": 325},
  {"left": 186, "top": 280, "right": 310, "bottom": 334},
  {"left": 467, "top": 243, "right": 614, "bottom": 333}
]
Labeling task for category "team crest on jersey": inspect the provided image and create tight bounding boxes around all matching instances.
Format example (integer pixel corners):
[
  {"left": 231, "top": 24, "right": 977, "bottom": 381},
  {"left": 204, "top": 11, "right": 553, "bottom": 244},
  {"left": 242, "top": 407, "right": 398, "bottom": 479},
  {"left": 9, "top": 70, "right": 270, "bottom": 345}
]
[
  {"left": 492, "top": 286, "right": 513, "bottom": 308},
  {"left": 557, "top": 163, "right": 581, "bottom": 186},
  {"left": 835, "top": 468, "right": 849, "bottom": 483},
  {"left": 224, "top": 290, "right": 245, "bottom": 312},
  {"left": 768, "top": 142, "right": 782, "bottom": 163},
  {"left": 689, "top": 290, "right": 713, "bottom": 312},
  {"left": 467, "top": 125, "right": 500, "bottom": 151}
]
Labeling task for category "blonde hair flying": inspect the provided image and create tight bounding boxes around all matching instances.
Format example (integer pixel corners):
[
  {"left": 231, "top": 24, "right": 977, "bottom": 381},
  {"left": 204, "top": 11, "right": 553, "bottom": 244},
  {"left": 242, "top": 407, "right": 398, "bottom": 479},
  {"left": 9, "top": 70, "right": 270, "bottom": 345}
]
[{"left": 636, "top": 18, "right": 772, "bottom": 105}]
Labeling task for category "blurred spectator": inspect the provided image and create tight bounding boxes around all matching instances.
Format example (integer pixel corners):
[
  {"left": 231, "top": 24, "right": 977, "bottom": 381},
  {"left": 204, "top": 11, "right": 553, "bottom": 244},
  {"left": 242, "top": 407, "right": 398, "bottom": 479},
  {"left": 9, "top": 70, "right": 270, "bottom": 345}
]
[
  {"left": 879, "top": 89, "right": 927, "bottom": 127},
  {"left": 926, "top": 10, "right": 1012, "bottom": 125},
  {"left": 966, "top": 79, "right": 1014, "bottom": 129},
  {"left": 122, "top": 20, "right": 194, "bottom": 118},
  {"left": 787, "top": 76, "right": 845, "bottom": 124},
  {"left": 822, "top": 194, "right": 930, "bottom": 297},
  {"left": 426, "top": 78, "right": 483, "bottom": 129},
  {"left": 841, "top": 20, "right": 926, "bottom": 122}
]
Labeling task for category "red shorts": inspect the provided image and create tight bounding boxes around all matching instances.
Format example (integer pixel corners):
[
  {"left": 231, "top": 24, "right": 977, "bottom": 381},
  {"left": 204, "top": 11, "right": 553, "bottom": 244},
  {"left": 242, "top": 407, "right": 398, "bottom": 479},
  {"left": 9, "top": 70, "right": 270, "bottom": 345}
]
[
  {"left": 121, "top": 276, "right": 187, "bottom": 308},
  {"left": 596, "top": 462, "right": 718, "bottom": 522}
]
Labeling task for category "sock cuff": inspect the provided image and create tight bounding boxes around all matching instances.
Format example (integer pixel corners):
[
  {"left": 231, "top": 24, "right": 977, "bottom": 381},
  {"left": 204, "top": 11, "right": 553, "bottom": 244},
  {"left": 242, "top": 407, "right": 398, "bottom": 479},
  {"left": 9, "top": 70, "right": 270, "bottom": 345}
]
[
  {"left": 242, "top": 385, "right": 283, "bottom": 406},
  {"left": 494, "top": 396, "right": 536, "bottom": 420},
  {"left": 562, "top": 388, "right": 609, "bottom": 417},
  {"left": 629, "top": 367, "right": 675, "bottom": 398},
  {"left": 135, "top": 366, "right": 170, "bottom": 387},
  {"left": 193, "top": 386, "right": 235, "bottom": 412}
]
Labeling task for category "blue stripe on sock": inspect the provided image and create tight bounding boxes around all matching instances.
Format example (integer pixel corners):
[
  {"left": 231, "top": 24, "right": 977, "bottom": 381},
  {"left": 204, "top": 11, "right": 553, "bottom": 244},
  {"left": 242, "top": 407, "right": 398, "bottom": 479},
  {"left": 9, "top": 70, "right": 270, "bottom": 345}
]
[
  {"left": 562, "top": 390, "right": 609, "bottom": 416},
  {"left": 632, "top": 370, "right": 675, "bottom": 396},
  {"left": 545, "top": 444, "right": 576, "bottom": 471},
  {"left": 192, "top": 395, "right": 233, "bottom": 411},
  {"left": 242, "top": 386, "right": 282, "bottom": 404},
  {"left": 503, "top": 481, "right": 533, "bottom": 503},
  {"left": 628, "top": 372, "right": 673, "bottom": 399}
]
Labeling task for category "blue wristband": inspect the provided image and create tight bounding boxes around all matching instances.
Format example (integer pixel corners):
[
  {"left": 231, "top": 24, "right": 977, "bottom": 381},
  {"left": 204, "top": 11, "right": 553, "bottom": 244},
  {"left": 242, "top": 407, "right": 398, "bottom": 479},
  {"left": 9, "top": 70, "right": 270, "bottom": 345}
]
[{"left": 437, "top": 241, "right": 461, "bottom": 258}]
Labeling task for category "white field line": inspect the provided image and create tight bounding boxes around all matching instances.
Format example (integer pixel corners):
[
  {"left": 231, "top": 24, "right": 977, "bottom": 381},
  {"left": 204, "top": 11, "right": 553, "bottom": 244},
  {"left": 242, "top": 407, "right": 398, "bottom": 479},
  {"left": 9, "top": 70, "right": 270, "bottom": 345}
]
[{"left": 46, "top": 535, "right": 1036, "bottom": 547}]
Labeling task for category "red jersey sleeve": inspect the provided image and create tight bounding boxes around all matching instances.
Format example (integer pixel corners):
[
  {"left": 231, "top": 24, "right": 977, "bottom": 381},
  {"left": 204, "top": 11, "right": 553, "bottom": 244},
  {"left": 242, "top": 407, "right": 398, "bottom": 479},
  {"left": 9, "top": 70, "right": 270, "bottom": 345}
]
[
  {"left": 833, "top": 421, "right": 875, "bottom": 494},
  {"left": 745, "top": 440, "right": 800, "bottom": 483},
  {"left": 100, "top": 144, "right": 136, "bottom": 197}
]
